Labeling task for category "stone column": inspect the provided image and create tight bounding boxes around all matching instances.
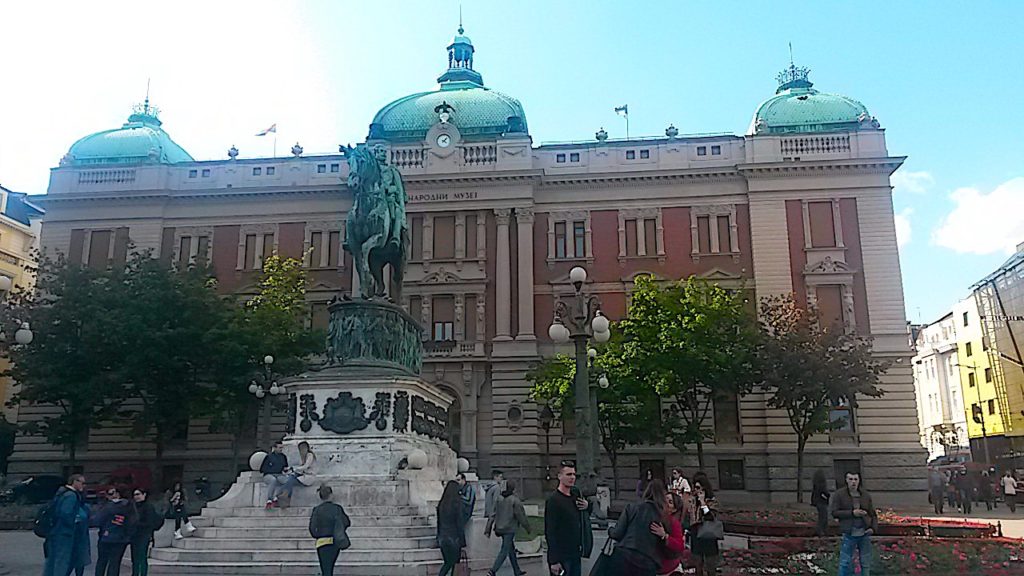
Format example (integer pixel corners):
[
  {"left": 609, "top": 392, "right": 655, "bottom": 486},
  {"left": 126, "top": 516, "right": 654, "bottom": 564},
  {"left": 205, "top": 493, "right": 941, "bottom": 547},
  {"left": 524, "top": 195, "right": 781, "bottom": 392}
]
[
  {"left": 515, "top": 207, "right": 536, "bottom": 340},
  {"left": 494, "top": 208, "right": 513, "bottom": 341}
]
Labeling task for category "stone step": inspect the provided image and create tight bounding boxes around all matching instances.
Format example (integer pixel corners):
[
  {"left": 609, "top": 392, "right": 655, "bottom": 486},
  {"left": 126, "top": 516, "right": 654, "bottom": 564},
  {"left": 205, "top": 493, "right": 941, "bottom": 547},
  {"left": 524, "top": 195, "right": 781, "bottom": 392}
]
[
  {"left": 146, "top": 560, "right": 444, "bottom": 576},
  {"left": 172, "top": 536, "right": 437, "bottom": 550},
  {"left": 203, "top": 505, "right": 423, "bottom": 518},
  {"left": 210, "top": 515, "right": 432, "bottom": 528},
  {"left": 150, "top": 547, "right": 441, "bottom": 564},
  {"left": 194, "top": 525, "right": 435, "bottom": 539}
]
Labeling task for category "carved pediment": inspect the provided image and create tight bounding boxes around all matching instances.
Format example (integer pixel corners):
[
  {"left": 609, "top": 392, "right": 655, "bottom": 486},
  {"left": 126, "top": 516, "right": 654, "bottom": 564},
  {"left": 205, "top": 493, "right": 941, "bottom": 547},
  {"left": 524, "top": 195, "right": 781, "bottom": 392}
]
[
  {"left": 421, "top": 267, "right": 464, "bottom": 284},
  {"left": 804, "top": 256, "right": 852, "bottom": 275},
  {"left": 625, "top": 271, "right": 667, "bottom": 282},
  {"left": 697, "top": 267, "right": 743, "bottom": 281}
]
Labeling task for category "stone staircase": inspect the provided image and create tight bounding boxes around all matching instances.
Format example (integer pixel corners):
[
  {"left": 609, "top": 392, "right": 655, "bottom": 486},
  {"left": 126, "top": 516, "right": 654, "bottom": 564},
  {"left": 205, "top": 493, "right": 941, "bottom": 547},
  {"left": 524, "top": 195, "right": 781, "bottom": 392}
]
[{"left": 147, "top": 503, "right": 445, "bottom": 575}]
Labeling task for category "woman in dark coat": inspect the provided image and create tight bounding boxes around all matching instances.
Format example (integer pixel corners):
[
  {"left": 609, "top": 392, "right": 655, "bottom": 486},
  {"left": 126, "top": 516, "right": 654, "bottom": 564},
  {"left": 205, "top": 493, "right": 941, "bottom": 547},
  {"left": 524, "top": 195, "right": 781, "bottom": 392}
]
[
  {"left": 130, "top": 489, "right": 162, "bottom": 576},
  {"left": 436, "top": 480, "right": 466, "bottom": 576},
  {"left": 811, "top": 470, "right": 831, "bottom": 537},
  {"left": 687, "top": 474, "right": 720, "bottom": 576},
  {"left": 92, "top": 487, "right": 138, "bottom": 576},
  {"left": 308, "top": 485, "right": 351, "bottom": 576}
]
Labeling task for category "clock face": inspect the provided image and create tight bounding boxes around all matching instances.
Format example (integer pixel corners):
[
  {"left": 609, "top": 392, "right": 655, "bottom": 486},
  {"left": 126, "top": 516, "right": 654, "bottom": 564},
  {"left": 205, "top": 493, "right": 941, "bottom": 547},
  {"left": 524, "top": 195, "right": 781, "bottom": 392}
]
[{"left": 436, "top": 134, "right": 452, "bottom": 148}]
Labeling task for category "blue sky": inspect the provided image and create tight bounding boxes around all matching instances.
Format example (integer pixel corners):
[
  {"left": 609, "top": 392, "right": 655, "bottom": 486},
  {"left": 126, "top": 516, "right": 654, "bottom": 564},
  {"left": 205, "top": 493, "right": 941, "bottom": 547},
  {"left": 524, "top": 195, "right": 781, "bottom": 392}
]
[{"left": 1, "top": 1, "right": 1022, "bottom": 323}]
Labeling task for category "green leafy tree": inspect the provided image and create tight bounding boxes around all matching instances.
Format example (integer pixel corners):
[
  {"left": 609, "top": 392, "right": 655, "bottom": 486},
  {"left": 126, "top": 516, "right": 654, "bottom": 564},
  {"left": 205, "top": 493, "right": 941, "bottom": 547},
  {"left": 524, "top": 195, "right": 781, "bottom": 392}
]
[
  {"left": 6, "top": 254, "right": 128, "bottom": 465},
  {"left": 757, "top": 294, "right": 887, "bottom": 502},
  {"left": 618, "top": 275, "right": 759, "bottom": 468},
  {"left": 526, "top": 354, "right": 575, "bottom": 419}
]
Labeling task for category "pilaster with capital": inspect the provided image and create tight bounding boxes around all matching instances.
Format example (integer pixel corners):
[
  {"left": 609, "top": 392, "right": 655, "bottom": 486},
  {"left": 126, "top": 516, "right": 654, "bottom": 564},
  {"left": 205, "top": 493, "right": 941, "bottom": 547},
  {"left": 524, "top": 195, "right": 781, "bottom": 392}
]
[
  {"left": 515, "top": 207, "right": 536, "bottom": 340},
  {"left": 494, "top": 208, "right": 513, "bottom": 341}
]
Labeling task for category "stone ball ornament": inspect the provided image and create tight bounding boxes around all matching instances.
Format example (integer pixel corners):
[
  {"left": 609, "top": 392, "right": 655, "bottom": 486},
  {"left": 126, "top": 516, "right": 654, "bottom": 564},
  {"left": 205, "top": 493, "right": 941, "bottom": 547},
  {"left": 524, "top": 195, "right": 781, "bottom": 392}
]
[
  {"left": 407, "top": 449, "right": 428, "bottom": 470},
  {"left": 249, "top": 451, "right": 268, "bottom": 471},
  {"left": 457, "top": 458, "right": 470, "bottom": 473}
]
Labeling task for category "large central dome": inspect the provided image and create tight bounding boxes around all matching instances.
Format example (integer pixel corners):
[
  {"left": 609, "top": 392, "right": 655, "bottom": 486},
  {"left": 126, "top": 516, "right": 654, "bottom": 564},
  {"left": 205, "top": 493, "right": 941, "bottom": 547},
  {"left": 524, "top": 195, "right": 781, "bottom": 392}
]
[
  {"left": 368, "top": 26, "right": 528, "bottom": 143},
  {"left": 64, "top": 102, "right": 193, "bottom": 167},
  {"left": 748, "top": 64, "right": 877, "bottom": 135}
]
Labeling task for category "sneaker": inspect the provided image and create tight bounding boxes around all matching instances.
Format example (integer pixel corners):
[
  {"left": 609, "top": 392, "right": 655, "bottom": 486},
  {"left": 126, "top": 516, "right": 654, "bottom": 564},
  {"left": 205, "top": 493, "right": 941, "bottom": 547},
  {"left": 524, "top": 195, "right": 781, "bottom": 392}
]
[
  {"left": 184, "top": 521, "right": 197, "bottom": 534},
  {"left": 174, "top": 530, "right": 183, "bottom": 540},
  {"left": 272, "top": 498, "right": 279, "bottom": 508},
  {"left": 265, "top": 500, "right": 274, "bottom": 510}
]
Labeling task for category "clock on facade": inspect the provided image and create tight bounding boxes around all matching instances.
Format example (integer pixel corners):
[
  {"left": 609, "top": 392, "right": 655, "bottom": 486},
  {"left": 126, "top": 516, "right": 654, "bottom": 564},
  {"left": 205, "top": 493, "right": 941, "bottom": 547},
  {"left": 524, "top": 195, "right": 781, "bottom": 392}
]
[{"left": 436, "top": 134, "right": 452, "bottom": 148}]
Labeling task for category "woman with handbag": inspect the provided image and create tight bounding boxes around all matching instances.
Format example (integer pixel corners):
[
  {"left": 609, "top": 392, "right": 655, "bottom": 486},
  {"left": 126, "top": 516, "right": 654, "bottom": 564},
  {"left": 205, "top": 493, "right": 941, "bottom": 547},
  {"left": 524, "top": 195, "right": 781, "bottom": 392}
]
[
  {"left": 308, "top": 485, "right": 351, "bottom": 576},
  {"left": 436, "top": 480, "right": 466, "bottom": 576},
  {"left": 650, "top": 492, "right": 687, "bottom": 575},
  {"left": 607, "top": 479, "right": 668, "bottom": 576},
  {"left": 687, "top": 476, "right": 721, "bottom": 576}
]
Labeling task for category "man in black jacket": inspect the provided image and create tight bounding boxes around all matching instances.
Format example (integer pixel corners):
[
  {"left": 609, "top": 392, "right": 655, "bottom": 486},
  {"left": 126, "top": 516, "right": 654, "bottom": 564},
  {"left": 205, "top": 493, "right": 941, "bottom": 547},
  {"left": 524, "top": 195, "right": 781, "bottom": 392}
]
[
  {"left": 830, "top": 472, "right": 878, "bottom": 576},
  {"left": 260, "top": 441, "right": 290, "bottom": 509},
  {"left": 545, "top": 462, "right": 592, "bottom": 576},
  {"left": 308, "top": 485, "right": 350, "bottom": 576}
]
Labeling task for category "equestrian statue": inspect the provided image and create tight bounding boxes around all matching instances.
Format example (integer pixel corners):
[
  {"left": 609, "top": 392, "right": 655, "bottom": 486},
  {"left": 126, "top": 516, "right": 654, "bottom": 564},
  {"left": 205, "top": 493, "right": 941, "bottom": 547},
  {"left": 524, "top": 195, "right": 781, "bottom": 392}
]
[{"left": 340, "top": 145, "right": 409, "bottom": 301}]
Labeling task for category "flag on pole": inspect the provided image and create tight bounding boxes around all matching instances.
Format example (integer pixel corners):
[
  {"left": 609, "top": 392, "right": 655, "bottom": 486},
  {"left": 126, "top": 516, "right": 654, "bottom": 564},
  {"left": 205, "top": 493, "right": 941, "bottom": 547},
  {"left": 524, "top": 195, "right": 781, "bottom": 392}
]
[
  {"left": 255, "top": 123, "right": 277, "bottom": 137},
  {"left": 614, "top": 105, "right": 628, "bottom": 117}
]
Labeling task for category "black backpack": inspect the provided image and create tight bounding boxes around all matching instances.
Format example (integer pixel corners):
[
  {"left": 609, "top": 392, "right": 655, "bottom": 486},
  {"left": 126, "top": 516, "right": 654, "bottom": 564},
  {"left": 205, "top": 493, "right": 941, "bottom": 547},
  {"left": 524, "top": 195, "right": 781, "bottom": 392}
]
[{"left": 33, "top": 489, "right": 65, "bottom": 538}]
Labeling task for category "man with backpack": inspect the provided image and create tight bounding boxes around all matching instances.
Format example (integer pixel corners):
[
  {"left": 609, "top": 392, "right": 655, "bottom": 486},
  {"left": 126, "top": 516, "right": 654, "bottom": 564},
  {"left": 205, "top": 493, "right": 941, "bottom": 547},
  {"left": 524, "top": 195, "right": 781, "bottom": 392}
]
[{"left": 41, "top": 473, "right": 91, "bottom": 576}]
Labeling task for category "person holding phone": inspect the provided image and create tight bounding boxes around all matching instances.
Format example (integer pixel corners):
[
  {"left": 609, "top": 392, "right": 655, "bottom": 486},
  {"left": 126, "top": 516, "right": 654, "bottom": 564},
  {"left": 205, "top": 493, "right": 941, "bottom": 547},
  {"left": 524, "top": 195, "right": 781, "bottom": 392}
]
[
  {"left": 829, "top": 471, "right": 878, "bottom": 576},
  {"left": 544, "top": 461, "right": 592, "bottom": 576}
]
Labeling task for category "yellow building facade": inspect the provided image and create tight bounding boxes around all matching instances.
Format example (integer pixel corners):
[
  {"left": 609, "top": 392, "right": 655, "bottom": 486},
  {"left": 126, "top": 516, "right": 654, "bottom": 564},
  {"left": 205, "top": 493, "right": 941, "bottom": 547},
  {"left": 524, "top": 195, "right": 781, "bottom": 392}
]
[{"left": 953, "top": 297, "right": 1003, "bottom": 440}]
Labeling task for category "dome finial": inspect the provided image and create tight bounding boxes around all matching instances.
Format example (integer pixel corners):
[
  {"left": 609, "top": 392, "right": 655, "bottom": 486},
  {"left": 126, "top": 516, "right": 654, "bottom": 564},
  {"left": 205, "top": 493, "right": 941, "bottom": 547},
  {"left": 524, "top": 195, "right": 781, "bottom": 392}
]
[
  {"left": 458, "top": 4, "right": 464, "bottom": 35},
  {"left": 775, "top": 45, "right": 813, "bottom": 94},
  {"left": 438, "top": 16, "right": 483, "bottom": 86}
]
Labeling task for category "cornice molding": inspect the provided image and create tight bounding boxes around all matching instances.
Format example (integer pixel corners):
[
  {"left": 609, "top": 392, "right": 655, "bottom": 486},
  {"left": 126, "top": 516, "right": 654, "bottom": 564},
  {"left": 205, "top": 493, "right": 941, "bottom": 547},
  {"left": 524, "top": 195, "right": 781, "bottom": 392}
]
[
  {"left": 737, "top": 157, "right": 906, "bottom": 178},
  {"left": 539, "top": 169, "right": 743, "bottom": 189}
]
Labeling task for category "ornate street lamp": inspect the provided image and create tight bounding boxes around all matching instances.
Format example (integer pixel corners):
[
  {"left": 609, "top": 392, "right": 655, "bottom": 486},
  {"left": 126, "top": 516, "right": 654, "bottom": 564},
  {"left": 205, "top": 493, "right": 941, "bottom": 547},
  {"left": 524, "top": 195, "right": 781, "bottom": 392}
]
[
  {"left": 249, "top": 354, "right": 281, "bottom": 449},
  {"left": 539, "top": 404, "right": 555, "bottom": 483},
  {"left": 547, "top": 266, "right": 612, "bottom": 491}
]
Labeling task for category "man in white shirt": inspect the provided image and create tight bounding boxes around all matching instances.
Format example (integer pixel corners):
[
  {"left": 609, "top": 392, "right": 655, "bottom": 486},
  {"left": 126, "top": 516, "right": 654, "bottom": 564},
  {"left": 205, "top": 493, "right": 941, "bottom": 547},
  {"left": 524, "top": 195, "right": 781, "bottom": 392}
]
[{"left": 1002, "top": 471, "right": 1017, "bottom": 513}]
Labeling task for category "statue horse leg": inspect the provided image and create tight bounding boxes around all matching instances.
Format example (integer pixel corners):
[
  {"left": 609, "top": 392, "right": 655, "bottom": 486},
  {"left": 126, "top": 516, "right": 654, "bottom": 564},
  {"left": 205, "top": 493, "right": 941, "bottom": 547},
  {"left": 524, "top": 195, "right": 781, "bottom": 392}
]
[{"left": 359, "top": 233, "right": 384, "bottom": 298}]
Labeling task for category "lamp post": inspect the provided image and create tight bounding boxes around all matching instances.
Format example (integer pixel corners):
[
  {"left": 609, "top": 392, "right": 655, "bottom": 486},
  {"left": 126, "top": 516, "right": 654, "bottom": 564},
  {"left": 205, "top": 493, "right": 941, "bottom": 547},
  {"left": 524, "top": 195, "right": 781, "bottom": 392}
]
[
  {"left": 548, "top": 266, "right": 612, "bottom": 490},
  {"left": 539, "top": 404, "right": 555, "bottom": 484},
  {"left": 587, "top": 347, "right": 611, "bottom": 472},
  {"left": 952, "top": 360, "right": 991, "bottom": 464},
  {"left": 248, "top": 354, "right": 281, "bottom": 449}
]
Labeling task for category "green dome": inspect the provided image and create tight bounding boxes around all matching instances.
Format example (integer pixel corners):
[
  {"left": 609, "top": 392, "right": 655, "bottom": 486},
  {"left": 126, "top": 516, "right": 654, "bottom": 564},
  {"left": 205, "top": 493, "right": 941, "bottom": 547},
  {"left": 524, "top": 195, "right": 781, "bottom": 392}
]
[
  {"left": 749, "top": 65, "right": 875, "bottom": 135},
  {"left": 367, "top": 25, "right": 528, "bottom": 142},
  {"left": 64, "top": 104, "right": 193, "bottom": 167}
]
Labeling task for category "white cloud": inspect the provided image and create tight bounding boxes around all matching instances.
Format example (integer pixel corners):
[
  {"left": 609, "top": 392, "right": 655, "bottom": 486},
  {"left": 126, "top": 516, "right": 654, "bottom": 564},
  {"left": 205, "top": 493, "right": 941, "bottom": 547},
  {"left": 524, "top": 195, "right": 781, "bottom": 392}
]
[
  {"left": 892, "top": 170, "right": 934, "bottom": 195},
  {"left": 894, "top": 207, "right": 913, "bottom": 248},
  {"left": 932, "top": 177, "right": 1024, "bottom": 255}
]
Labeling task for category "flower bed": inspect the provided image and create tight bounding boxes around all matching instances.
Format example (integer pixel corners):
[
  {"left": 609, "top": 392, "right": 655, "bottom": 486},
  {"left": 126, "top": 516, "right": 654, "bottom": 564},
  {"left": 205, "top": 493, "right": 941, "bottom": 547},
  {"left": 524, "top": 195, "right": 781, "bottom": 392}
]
[
  {"left": 721, "top": 537, "right": 1024, "bottom": 575},
  {"left": 722, "top": 508, "right": 997, "bottom": 539}
]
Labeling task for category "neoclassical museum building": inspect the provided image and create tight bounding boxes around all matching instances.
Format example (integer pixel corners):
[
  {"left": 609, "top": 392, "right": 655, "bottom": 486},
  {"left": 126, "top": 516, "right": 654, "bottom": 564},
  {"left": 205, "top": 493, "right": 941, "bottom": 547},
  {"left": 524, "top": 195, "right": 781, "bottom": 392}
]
[{"left": 10, "top": 27, "right": 925, "bottom": 503}]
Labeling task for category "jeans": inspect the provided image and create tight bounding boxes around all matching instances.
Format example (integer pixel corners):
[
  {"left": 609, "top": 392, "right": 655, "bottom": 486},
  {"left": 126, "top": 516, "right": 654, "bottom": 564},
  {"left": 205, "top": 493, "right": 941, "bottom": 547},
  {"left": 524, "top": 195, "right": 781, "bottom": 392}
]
[
  {"left": 1008, "top": 493, "right": 1017, "bottom": 513},
  {"left": 490, "top": 533, "right": 522, "bottom": 575},
  {"left": 130, "top": 538, "right": 150, "bottom": 576},
  {"left": 838, "top": 534, "right": 872, "bottom": 576},
  {"left": 316, "top": 543, "right": 341, "bottom": 576},
  {"left": 264, "top": 474, "right": 290, "bottom": 501},
  {"left": 960, "top": 490, "right": 972, "bottom": 513},
  {"left": 438, "top": 536, "right": 461, "bottom": 576},
  {"left": 549, "top": 556, "right": 581, "bottom": 576},
  {"left": 930, "top": 487, "right": 945, "bottom": 514},
  {"left": 95, "top": 542, "right": 128, "bottom": 576}
]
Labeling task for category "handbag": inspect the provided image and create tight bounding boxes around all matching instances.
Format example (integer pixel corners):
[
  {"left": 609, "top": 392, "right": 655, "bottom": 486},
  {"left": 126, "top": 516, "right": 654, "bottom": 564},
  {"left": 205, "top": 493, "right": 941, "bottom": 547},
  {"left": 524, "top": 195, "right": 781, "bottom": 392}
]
[
  {"left": 695, "top": 518, "right": 724, "bottom": 541},
  {"left": 454, "top": 550, "right": 470, "bottom": 576},
  {"left": 588, "top": 538, "right": 617, "bottom": 576}
]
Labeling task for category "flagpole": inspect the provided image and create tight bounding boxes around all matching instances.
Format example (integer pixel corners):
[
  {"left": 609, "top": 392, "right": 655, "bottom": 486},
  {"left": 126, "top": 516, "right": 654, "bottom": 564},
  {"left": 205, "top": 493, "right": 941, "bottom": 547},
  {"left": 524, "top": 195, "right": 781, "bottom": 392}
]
[{"left": 273, "top": 134, "right": 277, "bottom": 158}]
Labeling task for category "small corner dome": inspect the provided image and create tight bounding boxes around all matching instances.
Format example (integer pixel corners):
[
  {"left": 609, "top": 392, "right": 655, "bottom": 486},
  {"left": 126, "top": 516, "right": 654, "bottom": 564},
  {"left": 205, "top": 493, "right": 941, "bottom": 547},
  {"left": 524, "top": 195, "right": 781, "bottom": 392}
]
[
  {"left": 748, "top": 64, "right": 877, "bottom": 135},
  {"left": 367, "top": 25, "right": 528, "bottom": 142},
  {"left": 63, "top": 102, "right": 193, "bottom": 167}
]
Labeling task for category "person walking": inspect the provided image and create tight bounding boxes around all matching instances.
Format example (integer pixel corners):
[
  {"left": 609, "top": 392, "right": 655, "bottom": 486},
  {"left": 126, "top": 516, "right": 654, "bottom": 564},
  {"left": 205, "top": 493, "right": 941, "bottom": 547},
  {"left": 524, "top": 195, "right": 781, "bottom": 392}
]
[
  {"left": 43, "top": 473, "right": 91, "bottom": 576},
  {"left": 308, "top": 485, "right": 351, "bottom": 576},
  {"left": 166, "top": 482, "right": 193, "bottom": 539},
  {"left": 456, "top": 472, "right": 476, "bottom": 527},
  {"left": 261, "top": 441, "right": 290, "bottom": 509},
  {"left": 945, "top": 471, "right": 958, "bottom": 510},
  {"left": 955, "top": 470, "right": 973, "bottom": 514},
  {"left": 929, "top": 470, "right": 945, "bottom": 515},
  {"left": 1002, "top": 470, "right": 1018, "bottom": 513},
  {"left": 811, "top": 470, "right": 831, "bottom": 537},
  {"left": 830, "top": 471, "right": 878, "bottom": 576},
  {"left": 608, "top": 479, "right": 668, "bottom": 576},
  {"left": 544, "top": 461, "right": 592, "bottom": 576},
  {"left": 486, "top": 480, "right": 529, "bottom": 576},
  {"left": 437, "top": 480, "right": 467, "bottom": 576},
  {"left": 687, "top": 474, "right": 720, "bottom": 576},
  {"left": 668, "top": 468, "right": 690, "bottom": 495},
  {"left": 129, "top": 489, "right": 162, "bottom": 576},
  {"left": 980, "top": 471, "right": 995, "bottom": 511},
  {"left": 483, "top": 469, "right": 505, "bottom": 537},
  {"left": 93, "top": 487, "right": 138, "bottom": 576},
  {"left": 651, "top": 492, "right": 687, "bottom": 576}
]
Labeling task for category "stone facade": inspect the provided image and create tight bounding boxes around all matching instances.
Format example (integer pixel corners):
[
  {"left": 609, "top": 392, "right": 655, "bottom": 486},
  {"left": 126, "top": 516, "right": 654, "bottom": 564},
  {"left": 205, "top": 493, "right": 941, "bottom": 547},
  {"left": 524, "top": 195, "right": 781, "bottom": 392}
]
[
  {"left": 8, "top": 29, "right": 928, "bottom": 505},
  {"left": 912, "top": 313, "right": 970, "bottom": 461}
]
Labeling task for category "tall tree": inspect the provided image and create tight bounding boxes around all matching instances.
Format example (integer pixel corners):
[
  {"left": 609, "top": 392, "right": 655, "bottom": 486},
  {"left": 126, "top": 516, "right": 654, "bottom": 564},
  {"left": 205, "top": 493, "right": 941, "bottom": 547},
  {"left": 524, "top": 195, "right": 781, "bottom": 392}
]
[
  {"left": 757, "top": 294, "right": 887, "bottom": 502},
  {"left": 6, "top": 254, "right": 128, "bottom": 465},
  {"left": 618, "top": 275, "right": 759, "bottom": 468}
]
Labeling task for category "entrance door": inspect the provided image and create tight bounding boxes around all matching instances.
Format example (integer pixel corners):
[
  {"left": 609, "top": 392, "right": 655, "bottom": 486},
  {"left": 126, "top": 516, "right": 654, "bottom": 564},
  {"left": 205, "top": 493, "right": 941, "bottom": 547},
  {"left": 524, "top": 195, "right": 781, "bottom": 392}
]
[{"left": 639, "top": 459, "right": 666, "bottom": 484}]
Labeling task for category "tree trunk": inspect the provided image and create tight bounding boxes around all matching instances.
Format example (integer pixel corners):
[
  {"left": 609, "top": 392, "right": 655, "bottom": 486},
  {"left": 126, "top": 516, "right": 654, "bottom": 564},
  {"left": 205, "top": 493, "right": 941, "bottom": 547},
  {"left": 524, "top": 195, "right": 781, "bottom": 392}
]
[
  {"left": 696, "top": 438, "right": 705, "bottom": 470},
  {"left": 67, "top": 442, "right": 77, "bottom": 468},
  {"left": 610, "top": 450, "right": 620, "bottom": 500},
  {"left": 230, "top": 432, "right": 241, "bottom": 482},
  {"left": 796, "top": 436, "right": 807, "bottom": 504},
  {"left": 153, "top": 439, "right": 165, "bottom": 493}
]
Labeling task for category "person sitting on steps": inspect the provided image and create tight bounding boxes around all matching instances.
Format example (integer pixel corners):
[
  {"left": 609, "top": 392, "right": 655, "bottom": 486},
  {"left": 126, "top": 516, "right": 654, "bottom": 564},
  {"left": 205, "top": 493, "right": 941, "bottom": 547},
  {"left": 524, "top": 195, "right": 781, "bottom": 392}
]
[
  {"left": 278, "top": 441, "right": 317, "bottom": 507},
  {"left": 261, "top": 441, "right": 290, "bottom": 509}
]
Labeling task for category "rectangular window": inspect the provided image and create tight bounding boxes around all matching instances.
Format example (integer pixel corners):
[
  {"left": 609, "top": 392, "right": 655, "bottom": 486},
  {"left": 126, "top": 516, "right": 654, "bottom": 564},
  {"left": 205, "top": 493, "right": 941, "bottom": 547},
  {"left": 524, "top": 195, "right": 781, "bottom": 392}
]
[
  {"left": 963, "top": 312, "right": 969, "bottom": 326},
  {"left": 201, "top": 168, "right": 211, "bottom": 178},
  {"left": 573, "top": 221, "right": 586, "bottom": 257},
  {"left": 644, "top": 219, "right": 657, "bottom": 256},
  {"left": 261, "top": 234, "right": 274, "bottom": 267},
  {"left": 711, "top": 145, "right": 721, "bottom": 155},
  {"left": 317, "top": 164, "right": 327, "bottom": 174},
  {"left": 266, "top": 166, "right": 275, "bottom": 176},
  {"left": 464, "top": 295, "right": 477, "bottom": 341},
  {"left": 252, "top": 167, "right": 262, "bottom": 176},
  {"left": 556, "top": 153, "right": 566, "bottom": 163},
  {"left": 697, "top": 215, "right": 711, "bottom": 253},
  {"left": 69, "top": 229, "right": 86, "bottom": 265},
  {"left": 411, "top": 216, "right": 424, "bottom": 260},
  {"left": 330, "top": 163, "right": 340, "bottom": 173},
  {"left": 639, "top": 149, "right": 650, "bottom": 159},
  {"left": 697, "top": 146, "right": 707, "bottom": 156},
  {"left": 966, "top": 342, "right": 973, "bottom": 357},
  {"left": 554, "top": 221, "right": 567, "bottom": 258},
  {"left": 465, "top": 214, "right": 477, "bottom": 259},
  {"left": 625, "top": 219, "right": 638, "bottom": 256},
  {"left": 717, "top": 215, "right": 731, "bottom": 253},
  {"left": 112, "top": 227, "right": 130, "bottom": 267},
  {"left": 433, "top": 216, "right": 456, "bottom": 259},
  {"left": 829, "top": 399, "right": 855, "bottom": 433},
  {"left": 87, "top": 230, "right": 112, "bottom": 269},
  {"left": 985, "top": 367, "right": 993, "bottom": 383},
  {"left": 244, "top": 234, "right": 256, "bottom": 270},
  {"left": 328, "top": 231, "right": 340, "bottom": 267},
  {"left": 969, "top": 371, "right": 977, "bottom": 387},
  {"left": 989, "top": 399, "right": 996, "bottom": 415},
  {"left": 311, "top": 302, "right": 329, "bottom": 332},
  {"left": 409, "top": 296, "right": 422, "bottom": 324},
  {"left": 179, "top": 236, "right": 192, "bottom": 268},
  {"left": 188, "top": 169, "right": 198, "bottom": 179},
  {"left": 432, "top": 296, "right": 455, "bottom": 341},
  {"left": 195, "top": 236, "right": 209, "bottom": 267},
  {"left": 570, "top": 152, "right": 580, "bottom": 162},
  {"left": 626, "top": 150, "right": 636, "bottom": 160},
  {"left": 717, "top": 460, "right": 745, "bottom": 490},
  {"left": 816, "top": 285, "right": 845, "bottom": 330},
  {"left": 808, "top": 201, "right": 837, "bottom": 248},
  {"left": 310, "top": 231, "right": 324, "bottom": 266},
  {"left": 714, "top": 393, "right": 741, "bottom": 444}
]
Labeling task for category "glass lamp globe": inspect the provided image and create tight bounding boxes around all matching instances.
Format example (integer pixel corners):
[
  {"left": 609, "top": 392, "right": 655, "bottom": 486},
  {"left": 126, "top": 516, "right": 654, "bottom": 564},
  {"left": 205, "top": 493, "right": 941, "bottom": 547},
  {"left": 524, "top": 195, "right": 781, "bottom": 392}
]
[
  {"left": 263, "top": 355, "right": 275, "bottom": 366},
  {"left": 0, "top": 276, "right": 12, "bottom": 292},
  {"left": 248, "top": 383, "right": 259, "bottom": 394},
  {"left": 255, "top": 388, "right": 266, "bottom": 399},
  {"left": 569, "top": 267, "right": 587, "bottom": 285},
  {"left": 269, "top": 384, "right": 280, "bottom": 395},
  {"left": 593, "top": 329, "right": 611, "bottom": 343},
  {"left": 587, "top": 348, "right": 597, "bottom": 359},
  {"left": 591, "top": 313, "right": 610, "bottom": 334},
  {"left": 549, "top": 322, "right": 570, "bottom": 343},
  {"left": 14, "top": 323, "right": 33, "bottom": 345},
  {"left": 598, "top": 375, "right": 610, "bottom": 389}
]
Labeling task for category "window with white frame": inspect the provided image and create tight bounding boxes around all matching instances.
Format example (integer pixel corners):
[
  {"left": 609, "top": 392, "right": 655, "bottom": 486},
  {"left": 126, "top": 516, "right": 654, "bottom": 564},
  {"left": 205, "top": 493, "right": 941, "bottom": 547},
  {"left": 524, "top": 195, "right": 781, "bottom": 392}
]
[
  {"left": 173, "top": 227, "right": 213, "bottom": 269},
  {"left": 237, "top": 224, "right": 278, "bottom": 270},
  {"left": 618, "top": 208, "right": 664, "bottom": 259},
  {"left": 547, "top": 211, "right": 592, "bottom": 262},
  {"left": 690, "top": 204, "right": 738, "bottom": 257},
  {"left": 304, "top": 220, "right": 344, "bottom": 269}
]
